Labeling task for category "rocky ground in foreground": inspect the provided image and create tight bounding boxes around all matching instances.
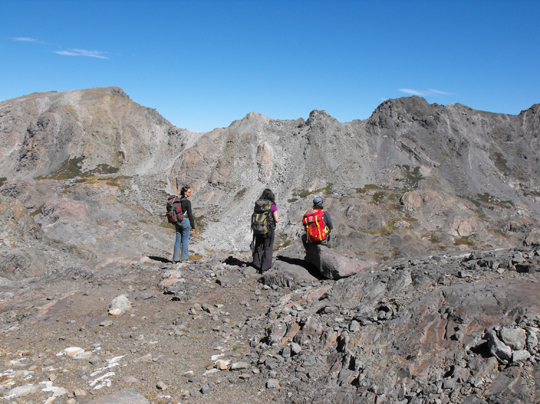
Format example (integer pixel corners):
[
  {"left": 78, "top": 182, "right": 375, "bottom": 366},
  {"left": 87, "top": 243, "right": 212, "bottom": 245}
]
[{"left": 1, "top": 246, "right": 540, "bottom": 404}]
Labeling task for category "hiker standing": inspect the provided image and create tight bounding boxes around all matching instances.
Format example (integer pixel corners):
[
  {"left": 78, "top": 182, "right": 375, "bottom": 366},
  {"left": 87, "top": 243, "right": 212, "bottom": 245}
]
[
  {"left": 302, "top": 196, "right": 333, "bottom": 249},
  {"left": 251, "top": 188, "right": 279, "bottom": 272},
  {"left": 172, "top": 186, "right": 196, "bottom": 263}
]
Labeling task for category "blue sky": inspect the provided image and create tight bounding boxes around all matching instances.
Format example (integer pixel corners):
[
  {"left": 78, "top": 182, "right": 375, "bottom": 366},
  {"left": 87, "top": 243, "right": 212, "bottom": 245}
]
[{"left": 2, "top": 0, "right": 539, "bottom": 132}]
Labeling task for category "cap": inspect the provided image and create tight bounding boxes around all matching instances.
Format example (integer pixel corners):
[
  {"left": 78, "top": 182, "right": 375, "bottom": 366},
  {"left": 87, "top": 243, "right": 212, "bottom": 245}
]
[{"left": 313, "top": 197, "right": 323, "bottom": 205}]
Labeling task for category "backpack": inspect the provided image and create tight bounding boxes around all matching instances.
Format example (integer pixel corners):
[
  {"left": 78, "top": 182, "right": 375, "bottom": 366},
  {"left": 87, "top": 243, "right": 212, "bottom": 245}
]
[
  {"left": 251, "top": 199, "right": 273, "bottom": 236},
  {"left": 166, "top": 196, "right": 184, "bottom": 224},
  {"left": 303, "top": 209, "right": 327, "bottom": 243}
]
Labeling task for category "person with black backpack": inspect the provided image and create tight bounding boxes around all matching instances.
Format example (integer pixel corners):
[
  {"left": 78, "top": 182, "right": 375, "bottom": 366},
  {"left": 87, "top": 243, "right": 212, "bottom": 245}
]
[
  {"left": 170, "top": 185, "right": 196, "bottom": 263},
  {"left": 251, "top": 188, "right": 279, "bottom": 273}
]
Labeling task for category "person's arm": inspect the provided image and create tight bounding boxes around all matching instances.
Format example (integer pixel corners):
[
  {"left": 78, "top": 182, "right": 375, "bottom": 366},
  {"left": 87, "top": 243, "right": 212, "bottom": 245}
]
[
  {"left": 324, "top": 211, "right": 333, "bottom": 231},
  {"left": 184, "top": 200, "right": 196, "bottom": 230},
  {"left": 271, "top": 205, "right": 279, "bottom": 223}
]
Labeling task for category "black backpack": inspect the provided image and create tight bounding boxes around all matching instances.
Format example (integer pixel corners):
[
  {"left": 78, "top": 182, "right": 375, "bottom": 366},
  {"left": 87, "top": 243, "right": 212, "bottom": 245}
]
[
  {"left": 166, "top": 196, "right": 184, "bottom": 224},
  {"left": 251, "top": 199, "right": 273, "bottom": 236}
]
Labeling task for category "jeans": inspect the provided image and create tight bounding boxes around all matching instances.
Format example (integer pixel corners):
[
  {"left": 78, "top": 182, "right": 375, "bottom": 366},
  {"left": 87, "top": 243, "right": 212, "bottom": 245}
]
[{"left": 173, "top": 218, "right": 191, "bottom": 261}]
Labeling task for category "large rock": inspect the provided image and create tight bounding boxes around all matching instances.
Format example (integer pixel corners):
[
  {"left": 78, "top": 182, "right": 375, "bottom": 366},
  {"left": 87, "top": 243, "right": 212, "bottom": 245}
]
[
  {"left": 260, "top": 256, "right": 318, "bottom": 287},
  {"left": 304, "top": 244, "right": 378, "bottom": 279},
  {"left": 0, "top": 194, "right": 92, "bottom": 280}
]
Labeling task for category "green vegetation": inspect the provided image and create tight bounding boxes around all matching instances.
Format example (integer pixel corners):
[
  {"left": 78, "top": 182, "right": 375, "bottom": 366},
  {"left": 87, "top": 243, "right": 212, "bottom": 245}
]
[
  {"left": 372, "top": 191, "right": 385, "bottom": 205},
  {"left": 399, "top": 165, "right": 424, "bottom": 189},
  {"left": 454, "top": 236, "right": 474, "bottom": 247},
  {"left": 36, "top": 156, "right": 120, "bottom": 180},
  {"left": 275, "top": 233, "right": 291, "bottom": 249},
  {"left": 461, "top": 193, "right": 514, "bottom": 210},
  {"left": 29, "top": 204, "right": 44, "bottom": 217},
  {"left": 37, "top": 157, "right": 85, "bottom": 180},
  {"left": 292, "top": 183, "right": 333, "bottom": 199},
  {"left": 233, "top": 187, "right": 248, "bottom": 201},
  {"left": 428, "top": 234, "right": 440, "bottom": 244},
  {"left": 476, "top": 193, "right": 514, "bottom": 208},
  {"left": 287, "top": 198, "right": 298, "bottom": 203},
  {"left": 490, "top": 152, "right": 511, "bottom": 176}
]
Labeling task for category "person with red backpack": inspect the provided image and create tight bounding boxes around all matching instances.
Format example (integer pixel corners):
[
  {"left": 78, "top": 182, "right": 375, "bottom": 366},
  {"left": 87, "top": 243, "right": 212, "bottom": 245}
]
[
  {"left": 170, "top": 185, "right": 196, "bottom": 263},
  {"left": 251, "top": 188, "right": 279, "bottom": 273},
  {"left": 302, "top": 196, "right": 333, "bottom": 248}
]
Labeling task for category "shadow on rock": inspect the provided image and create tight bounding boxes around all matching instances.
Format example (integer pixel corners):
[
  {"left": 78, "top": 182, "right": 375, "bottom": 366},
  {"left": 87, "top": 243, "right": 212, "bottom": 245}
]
[
  {"left": 224, "top": 256, "right": 250, "bottom": 266},
  {"left": 275, "top": 255, "right": 322, "bottom": 280},
  {"left": 147, "top": 256, "right": 171, "bottom": 263}
]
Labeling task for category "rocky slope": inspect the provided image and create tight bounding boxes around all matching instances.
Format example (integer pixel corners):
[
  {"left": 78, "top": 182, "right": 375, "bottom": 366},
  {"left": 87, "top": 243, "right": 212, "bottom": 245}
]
[{"left": 1, "top": 247, "right": 540, "bottom": 403}]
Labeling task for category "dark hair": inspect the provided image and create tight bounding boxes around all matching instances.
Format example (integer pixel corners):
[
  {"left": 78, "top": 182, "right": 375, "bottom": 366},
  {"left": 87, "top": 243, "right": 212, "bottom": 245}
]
[
  {"left": 260, "top": 188, "right": 275, "bottom": 204},
  {"left": 181, "top": 185, "right": 191, "bottom": 197}
]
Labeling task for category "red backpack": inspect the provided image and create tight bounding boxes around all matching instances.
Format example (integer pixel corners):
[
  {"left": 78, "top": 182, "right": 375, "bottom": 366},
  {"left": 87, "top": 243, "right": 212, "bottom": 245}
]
[
  {"left": 166, "top": 196, "right": 184, "bottom": 224},
  {"left": 303, "top": 209, "right": 327, "bottom": 242}
]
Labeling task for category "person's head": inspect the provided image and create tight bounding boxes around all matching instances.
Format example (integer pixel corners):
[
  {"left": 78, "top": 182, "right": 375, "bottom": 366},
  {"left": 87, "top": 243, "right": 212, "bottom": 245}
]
[
  {"left": 181, "top": 185, "right": 192, "bottom": 198},
  {"left": 260, "top": 188, "right": 275, "bottom": 204},
  {"left": 313, "top": 196, "right": 323, "bottom": 209}
]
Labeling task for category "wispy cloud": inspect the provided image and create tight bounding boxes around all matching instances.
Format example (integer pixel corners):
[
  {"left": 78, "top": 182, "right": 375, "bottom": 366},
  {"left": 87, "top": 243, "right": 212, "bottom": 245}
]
[
  {"left": 429, "top": 88, "right": 455, "bottom": 95},
  {"left": 399, "top": 88, "right": 428, "bottom": 96},
  {"left": 399, "top": 88, "right": 455, "bottom": 96},
  {"left": 11, "top": 37, "right": 42, "bottom": 43},
  {"left": 55, "top": 48, "right": 108, "bottom": 59}
]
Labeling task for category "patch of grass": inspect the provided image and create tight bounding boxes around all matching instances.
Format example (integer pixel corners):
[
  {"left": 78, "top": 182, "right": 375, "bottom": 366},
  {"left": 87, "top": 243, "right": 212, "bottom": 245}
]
[
  {"left": 393, "top": 165, "right": 424, "bottom": 190},
  {"left": 234, "top": 187, "right": 248, "bottom": 201},
  {"left": 454, "top": 236, "right": 474, "bottom": 247},
  {"left": 37, "top": 157, "right": 85, "bottom": 180},
  {"left": 323, "top": 183, "right": 334, "bottom": 196},
  {"left": 233, "top": 345, "right": 244, "bottom": 351},
  {"left": 372, "top": 191, "right": 385, "bottom": 205},
  {"left": 287, "top": 198, "right": 298, "bottom": 203},
  {"left": 29, "top": 204, "right": 44, "bottom": 217},
  {"left": 428, "top": 234, "right": 440, "bottom": 244},
  {"left": 275, "top": 233, "right": 291, "bottom": 250},
  {"left": 292, "top": 183, "right": 333, "bottom": 199},
  {"left": 89, "top": 164, "right": 119, "bottom": 175},
  {"left": 36, "top": 157, "right": 120, "bottom": 180},
  {"left": 491, "top": 151, "right": 511, "bottom": 176},
  {"left": 476, "top": 193, "right": 514, "bottom": 208},
  {"left": 355, "top": 184, "right": 386, "bottom": 195}
]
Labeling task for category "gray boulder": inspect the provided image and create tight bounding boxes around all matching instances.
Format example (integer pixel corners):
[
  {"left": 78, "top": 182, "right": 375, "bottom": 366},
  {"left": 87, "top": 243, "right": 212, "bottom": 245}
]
[
  {"left": 304, "top": 244, "right": 378, "bottom": 279},
  {"left": 499, "top": 327, "right": 526, "bottom": 350}
]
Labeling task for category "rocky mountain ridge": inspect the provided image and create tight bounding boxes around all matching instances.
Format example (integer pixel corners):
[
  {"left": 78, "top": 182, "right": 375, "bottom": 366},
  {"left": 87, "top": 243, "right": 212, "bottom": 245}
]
[{"left": 2, "top": 86, "right": 540, "bottom": 269}]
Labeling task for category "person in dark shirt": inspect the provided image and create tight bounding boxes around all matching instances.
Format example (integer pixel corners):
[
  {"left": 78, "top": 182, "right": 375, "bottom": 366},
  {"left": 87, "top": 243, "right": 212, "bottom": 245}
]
[
  {"left": 302, "top": 196, "right": 334, "bottom": 249},
  {"left": 173, "top": 185, "right": 196, "bottom": 263},
  {"left": 252, "top": 188, "right": 279, "bottom": 272}
]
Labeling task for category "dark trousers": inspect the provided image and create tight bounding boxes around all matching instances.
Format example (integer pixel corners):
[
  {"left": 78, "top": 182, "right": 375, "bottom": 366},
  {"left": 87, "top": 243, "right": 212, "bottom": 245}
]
[
  {"left": 301, "top": 232, "right": 331, "bottom": 253},
  {"left": 252, "top": 228, "right": 275, "bottom": 272}
]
